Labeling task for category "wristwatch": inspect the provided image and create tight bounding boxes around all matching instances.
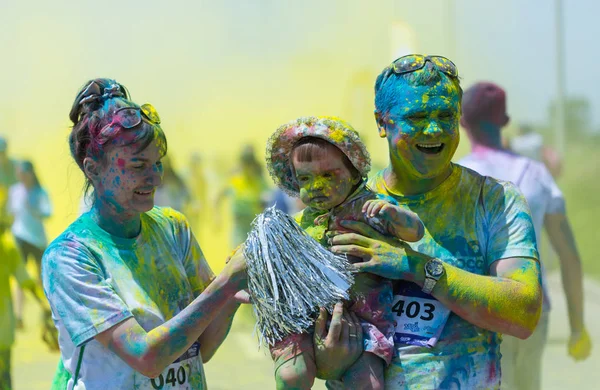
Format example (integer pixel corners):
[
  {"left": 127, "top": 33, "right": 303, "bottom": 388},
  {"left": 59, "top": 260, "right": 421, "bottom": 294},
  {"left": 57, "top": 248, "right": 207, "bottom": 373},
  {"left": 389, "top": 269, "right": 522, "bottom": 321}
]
[{"left": 422, "top": 258, "right": 445, "bottom": 294}]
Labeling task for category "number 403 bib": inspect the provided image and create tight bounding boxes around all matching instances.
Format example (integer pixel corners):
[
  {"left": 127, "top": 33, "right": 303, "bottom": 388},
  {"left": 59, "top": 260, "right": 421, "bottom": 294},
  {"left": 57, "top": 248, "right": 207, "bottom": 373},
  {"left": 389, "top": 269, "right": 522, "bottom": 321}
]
[{"left": 392, "top": 282, "right": 451, "bottom": 348}]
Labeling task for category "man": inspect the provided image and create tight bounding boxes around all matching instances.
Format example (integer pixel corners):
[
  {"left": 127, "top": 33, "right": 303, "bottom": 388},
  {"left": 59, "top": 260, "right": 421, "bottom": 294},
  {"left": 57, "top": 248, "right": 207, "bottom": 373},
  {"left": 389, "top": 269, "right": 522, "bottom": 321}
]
[
  {"left": 510, "top": 124, "right": 562, "bottom": 179},
  {"left": 323, "top": 55, "right": 542, "bottom": 389},
  {"left": 458, "top": 82, "right": 591, "bottom": 390}
]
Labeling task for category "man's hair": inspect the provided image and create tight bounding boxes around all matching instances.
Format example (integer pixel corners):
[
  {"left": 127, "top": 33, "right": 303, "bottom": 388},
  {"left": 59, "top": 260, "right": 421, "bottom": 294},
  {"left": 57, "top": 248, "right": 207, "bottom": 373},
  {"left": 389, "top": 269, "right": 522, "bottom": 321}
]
[
  {"left": 461, "top": 82, "right": 509, "bottom": 130},
  {"left": 374, "top": 62, "right": 463, "bottom": 116}
]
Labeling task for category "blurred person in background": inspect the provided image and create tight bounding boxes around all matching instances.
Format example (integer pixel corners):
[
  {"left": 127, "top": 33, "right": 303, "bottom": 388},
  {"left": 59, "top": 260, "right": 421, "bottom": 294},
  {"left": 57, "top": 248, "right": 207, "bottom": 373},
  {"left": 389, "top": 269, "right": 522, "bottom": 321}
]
[
  {"left": 9, "top": 160, "right": 52, "bottom": 330},
  {"left": 43, "top": 78, "right": 248, "bottom": 389},
  {"left": 0, "top": 229, "right": 57, "bottom": 390},
  {"left": 153, "top": 155, "right": 191, "bottom": 214},
  {"left": 185, "top": 152, "right": 208, "bottom": 236},
  {"left": 458, "top": 81, "right": 591, "bottom": 390},
  {"left": 215, "top": 144, "right": 269, "bottom": 248},
  {"left": 266, "top": 188, "right": 304, "bottom": 216},
  {"left": 510, "top": 124, "right": 563, "bottom": 179},
  {"left": 0, "top": 137, "right": 18, "bottom": 191},
  {"left": 0, "top": 137, "right": 21, "bottom": 328}
]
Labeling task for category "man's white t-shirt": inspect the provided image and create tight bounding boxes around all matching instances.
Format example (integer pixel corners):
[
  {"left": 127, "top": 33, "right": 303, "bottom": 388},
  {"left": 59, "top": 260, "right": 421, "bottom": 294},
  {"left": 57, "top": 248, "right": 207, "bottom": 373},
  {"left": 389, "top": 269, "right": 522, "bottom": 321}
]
[
  {"left": 459, "top": 148, "right": 566, "bottom": 310},
  {"left": 42, "top": 207, "right": 215, "bottom": 390}
]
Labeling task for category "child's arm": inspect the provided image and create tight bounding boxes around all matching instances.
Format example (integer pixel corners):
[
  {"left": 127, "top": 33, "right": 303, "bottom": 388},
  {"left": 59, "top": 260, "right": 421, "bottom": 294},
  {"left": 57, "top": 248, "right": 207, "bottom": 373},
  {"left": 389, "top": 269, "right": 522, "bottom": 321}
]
[{"left": 362, "top": 199, "right": 424, "bottom": 242}]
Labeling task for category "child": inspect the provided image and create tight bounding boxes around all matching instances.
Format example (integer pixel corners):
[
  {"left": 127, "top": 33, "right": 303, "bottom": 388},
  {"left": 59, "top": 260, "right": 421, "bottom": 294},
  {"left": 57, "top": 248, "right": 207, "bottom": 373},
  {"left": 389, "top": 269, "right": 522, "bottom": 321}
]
[{"left": 266, "top": 116, "right": 424, "bottom": 389}]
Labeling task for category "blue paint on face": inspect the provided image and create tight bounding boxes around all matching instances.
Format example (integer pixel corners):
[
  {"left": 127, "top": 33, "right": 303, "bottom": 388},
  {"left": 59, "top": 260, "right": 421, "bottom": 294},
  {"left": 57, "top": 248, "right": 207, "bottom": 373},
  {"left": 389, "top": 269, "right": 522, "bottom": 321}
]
[
  {"left": 379, "top": 76, "right": 461, "bottom": 182},
  {"left": 91, "top": 138, "right": 165, "bottom": 237}
]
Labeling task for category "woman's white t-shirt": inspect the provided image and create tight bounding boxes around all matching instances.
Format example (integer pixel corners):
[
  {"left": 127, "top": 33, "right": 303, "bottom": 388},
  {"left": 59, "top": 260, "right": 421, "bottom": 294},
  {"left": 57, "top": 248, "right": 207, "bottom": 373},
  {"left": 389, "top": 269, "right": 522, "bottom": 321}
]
[{"left": 42, "top": 207, "right": 215, "bottom": 390}]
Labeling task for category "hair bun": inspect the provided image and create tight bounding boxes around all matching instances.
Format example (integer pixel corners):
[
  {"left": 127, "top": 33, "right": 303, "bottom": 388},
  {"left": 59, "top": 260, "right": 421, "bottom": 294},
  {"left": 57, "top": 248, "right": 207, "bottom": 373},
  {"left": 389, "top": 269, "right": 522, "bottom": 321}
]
[{"left": 69, "top": 79, "right": 127, "bottom": 125}]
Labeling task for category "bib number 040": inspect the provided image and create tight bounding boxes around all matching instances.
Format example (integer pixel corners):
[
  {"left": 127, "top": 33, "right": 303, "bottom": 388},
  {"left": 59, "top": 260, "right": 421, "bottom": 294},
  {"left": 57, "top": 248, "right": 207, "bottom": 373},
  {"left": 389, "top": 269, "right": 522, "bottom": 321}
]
[
  {"left": 392, "top": 299, "right": 435, "bottom": 321},
  {"left": 151, "top": 365, "right": 188, "bottom": 389}
]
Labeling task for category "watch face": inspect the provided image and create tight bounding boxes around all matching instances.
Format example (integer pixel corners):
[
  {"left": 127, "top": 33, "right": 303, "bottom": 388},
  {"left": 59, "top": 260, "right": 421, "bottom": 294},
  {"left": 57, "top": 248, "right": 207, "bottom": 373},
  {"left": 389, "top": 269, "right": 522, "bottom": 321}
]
[{"left": 426, "top": 259, "right": 444, "bottom": 278}]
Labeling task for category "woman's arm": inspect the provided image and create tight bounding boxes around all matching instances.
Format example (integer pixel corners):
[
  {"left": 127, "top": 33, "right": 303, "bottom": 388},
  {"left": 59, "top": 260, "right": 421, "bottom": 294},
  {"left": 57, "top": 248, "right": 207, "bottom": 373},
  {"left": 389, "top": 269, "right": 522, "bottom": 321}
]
[
  {"left": 330, "top": 221, "right": 542, "bottom": 339},
  {"left": 95, "top": 251, "right": 246, "bottom": 378},
  {"left": 197, "top": 299, "right": 240, "bottom": 363}
]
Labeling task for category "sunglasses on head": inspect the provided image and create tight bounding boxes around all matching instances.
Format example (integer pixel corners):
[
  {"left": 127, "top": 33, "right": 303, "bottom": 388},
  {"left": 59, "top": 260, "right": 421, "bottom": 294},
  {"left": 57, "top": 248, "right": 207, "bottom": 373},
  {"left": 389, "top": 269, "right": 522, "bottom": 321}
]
[
  {"left": 390, "top": 54, "right": 458, "bottom": 77},
  {"left": 97, "top": 103, "right": 161, "bottom": 142}
]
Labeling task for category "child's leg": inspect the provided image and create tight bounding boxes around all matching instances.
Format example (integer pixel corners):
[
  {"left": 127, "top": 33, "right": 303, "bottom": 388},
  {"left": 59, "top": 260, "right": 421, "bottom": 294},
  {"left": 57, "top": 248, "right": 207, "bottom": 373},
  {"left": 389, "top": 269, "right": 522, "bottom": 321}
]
[
  {"left": 271, "top": 333, "right": 316, "bottom": 390},
  {"left": 341, "top": 352, "right": 384, "bottom": 390}
]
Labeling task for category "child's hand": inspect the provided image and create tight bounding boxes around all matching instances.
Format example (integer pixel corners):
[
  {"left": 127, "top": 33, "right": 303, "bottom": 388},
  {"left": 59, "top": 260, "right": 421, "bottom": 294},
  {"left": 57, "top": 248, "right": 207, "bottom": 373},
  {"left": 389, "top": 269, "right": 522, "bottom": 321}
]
[{"left": 362, "top": 199, "right": 394, "bottom": 219}]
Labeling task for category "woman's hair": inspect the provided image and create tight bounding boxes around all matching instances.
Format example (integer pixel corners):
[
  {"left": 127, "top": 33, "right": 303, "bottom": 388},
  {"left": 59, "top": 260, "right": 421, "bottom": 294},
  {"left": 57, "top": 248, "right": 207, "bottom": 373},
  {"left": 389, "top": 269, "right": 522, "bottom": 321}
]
[
  {"left": 374, "top": 62, "right": 463, "bottom": 116},
  {"left": 291, "top": 137, "right": 359, "bottom": 179},
  {"left": 18, "top": 160, "right": 40, "bottom": 188},
  {"left": 68, "top": 78, "right": 167, "bottom": 196}
]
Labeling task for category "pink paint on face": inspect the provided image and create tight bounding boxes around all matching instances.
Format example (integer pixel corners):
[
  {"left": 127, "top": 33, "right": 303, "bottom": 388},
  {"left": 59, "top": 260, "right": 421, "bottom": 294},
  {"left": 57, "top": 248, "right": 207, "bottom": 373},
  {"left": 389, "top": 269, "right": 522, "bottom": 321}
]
[{"left": 117, "top": 158, "right": 126, "bottom": 168}]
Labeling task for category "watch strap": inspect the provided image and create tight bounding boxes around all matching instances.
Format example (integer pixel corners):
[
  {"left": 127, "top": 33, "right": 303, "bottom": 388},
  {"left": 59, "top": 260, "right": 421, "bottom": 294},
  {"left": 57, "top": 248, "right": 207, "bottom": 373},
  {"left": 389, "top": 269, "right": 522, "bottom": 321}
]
[{"left": 422, "top": 277, "right": 437, "bottom": 294}]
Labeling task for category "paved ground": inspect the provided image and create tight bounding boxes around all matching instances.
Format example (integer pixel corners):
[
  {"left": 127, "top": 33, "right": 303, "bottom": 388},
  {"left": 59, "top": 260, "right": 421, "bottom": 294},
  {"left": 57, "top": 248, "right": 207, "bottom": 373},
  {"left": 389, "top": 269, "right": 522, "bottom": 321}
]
[{"left": 11, "top": 271, "right": 600, "bottom": 389}]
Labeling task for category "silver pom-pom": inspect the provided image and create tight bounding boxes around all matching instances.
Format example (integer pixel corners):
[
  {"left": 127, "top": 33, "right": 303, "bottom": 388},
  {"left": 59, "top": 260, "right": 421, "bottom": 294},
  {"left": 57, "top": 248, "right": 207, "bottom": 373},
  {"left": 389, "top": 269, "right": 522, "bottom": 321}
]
[{"left": 244, "top": 206, "right": 354, "bottom": 347}]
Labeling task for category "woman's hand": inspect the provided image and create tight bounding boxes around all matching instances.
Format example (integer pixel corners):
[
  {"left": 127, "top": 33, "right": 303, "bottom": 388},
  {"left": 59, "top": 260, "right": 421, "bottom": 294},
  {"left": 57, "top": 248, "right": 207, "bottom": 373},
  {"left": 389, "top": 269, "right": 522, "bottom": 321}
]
[
  {"left": 224, "top": 245, "right": 248, "bottom": 291},
  {"left": 313, "top": 302, "right": 363, "bottom": 380}
]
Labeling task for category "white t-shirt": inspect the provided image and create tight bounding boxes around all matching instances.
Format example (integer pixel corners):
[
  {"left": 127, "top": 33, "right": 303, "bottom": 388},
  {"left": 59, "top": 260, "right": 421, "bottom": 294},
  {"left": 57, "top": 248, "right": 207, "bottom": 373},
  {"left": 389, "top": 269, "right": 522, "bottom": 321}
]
[
  {"left": 42, "top": 207, "right": 215, "bottom": 390},
  {"left": 459, "top": 148, "right": 565, "bottom": 310},
  {"left": 8, "top": 183, "right": 52, "bottom": 248},
  {"left": 510, "top": 132, "right": 544, "bottom": 161},
  {"left": 358, "top": 165, "right": 538, "bottom": 389}
]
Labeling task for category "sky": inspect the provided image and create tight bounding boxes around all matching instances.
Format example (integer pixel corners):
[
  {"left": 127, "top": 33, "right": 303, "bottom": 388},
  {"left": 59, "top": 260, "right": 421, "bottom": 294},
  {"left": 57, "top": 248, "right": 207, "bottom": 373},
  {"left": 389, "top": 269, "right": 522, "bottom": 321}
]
[{"left": 0, "top": 0, "right": 596, "bottom": 237}]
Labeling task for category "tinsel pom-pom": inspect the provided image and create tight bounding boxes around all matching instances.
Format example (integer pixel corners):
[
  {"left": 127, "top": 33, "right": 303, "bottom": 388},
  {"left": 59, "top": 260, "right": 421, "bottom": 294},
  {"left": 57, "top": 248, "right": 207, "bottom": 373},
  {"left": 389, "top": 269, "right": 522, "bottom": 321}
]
[{"left": 244, "top": 206, "right": 354, "bottom": 347}]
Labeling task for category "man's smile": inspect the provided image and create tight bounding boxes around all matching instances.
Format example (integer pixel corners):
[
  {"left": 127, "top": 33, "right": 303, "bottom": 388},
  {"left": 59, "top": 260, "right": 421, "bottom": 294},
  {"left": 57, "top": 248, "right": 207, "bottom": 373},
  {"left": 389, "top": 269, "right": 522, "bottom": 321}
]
[{"left": 416, "top": 143, "right": 445, "bottom": 155}]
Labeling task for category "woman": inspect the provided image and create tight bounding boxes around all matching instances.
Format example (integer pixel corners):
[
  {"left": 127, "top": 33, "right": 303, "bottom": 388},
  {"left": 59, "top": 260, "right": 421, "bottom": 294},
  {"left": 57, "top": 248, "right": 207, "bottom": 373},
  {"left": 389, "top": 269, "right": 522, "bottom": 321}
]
[
  {"left": 10, "top": 160, "right": 52, "bottom": 328},
  {"left": 42, "top": 78, "right": 247, "bottom": 389}
]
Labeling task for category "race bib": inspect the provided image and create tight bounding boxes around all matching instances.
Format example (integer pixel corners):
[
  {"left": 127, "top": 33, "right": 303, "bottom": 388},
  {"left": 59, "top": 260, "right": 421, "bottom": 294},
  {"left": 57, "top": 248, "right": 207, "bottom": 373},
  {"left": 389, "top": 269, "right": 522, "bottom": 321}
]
[
  {"left": 134, "top": 342, "right": 203, "bottom": 390},
  {"left": 392, "top": 283, "right": 450, "bottom": 348}
]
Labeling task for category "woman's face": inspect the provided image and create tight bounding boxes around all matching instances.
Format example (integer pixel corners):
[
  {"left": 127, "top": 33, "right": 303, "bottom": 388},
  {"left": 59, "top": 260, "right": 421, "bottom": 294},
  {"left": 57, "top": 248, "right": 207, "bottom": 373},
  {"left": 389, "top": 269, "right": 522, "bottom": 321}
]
[{"left": 92, "top": 137, "right": 164, "bottom": 216}]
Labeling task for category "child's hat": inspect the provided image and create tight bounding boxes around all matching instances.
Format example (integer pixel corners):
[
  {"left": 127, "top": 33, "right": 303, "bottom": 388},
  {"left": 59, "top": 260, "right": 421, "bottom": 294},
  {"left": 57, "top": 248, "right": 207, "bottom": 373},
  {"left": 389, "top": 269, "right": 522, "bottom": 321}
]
[{"left": 266, "top": 116, "right": 371, "bottom": 197}]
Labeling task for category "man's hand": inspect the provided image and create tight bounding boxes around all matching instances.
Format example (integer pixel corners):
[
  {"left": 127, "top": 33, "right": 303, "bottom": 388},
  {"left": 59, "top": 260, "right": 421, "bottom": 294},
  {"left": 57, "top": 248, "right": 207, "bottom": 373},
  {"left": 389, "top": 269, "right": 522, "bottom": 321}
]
[
  {"left": 329, "top": 220, "right": 427, "bottom": 282},
  {"left": 569, "top": 328, "right": 592, "bottom": 361},
  {"left": 313, "top": 303, "right": 363, "bottom": 380}
]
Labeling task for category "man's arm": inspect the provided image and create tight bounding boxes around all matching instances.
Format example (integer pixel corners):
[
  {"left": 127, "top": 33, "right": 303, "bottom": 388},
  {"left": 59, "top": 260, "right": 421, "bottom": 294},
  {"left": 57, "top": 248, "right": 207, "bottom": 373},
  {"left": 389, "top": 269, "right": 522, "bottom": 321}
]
[
  {"left": 330, "top": 220, "right": 542, "bottom": 339},
  {"left": 431, "top": 256, "right": 542, "bottom": 339},
  {"left": 545, "top": 213, "right": 591, "bottom": 359}
]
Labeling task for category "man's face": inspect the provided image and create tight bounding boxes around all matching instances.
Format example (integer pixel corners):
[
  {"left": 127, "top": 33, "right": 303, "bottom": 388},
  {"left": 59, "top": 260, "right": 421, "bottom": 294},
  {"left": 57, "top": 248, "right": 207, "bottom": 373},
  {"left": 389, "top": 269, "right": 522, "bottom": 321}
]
[{"left": 378, "top": 77, "right": 460, "bottom": 181}]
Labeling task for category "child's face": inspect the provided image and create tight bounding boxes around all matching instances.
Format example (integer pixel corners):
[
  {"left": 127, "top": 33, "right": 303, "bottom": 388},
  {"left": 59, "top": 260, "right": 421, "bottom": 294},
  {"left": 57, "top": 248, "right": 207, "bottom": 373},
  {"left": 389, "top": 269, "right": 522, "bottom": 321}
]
[{"left": 292, "top": 146, "right": 360, "bottom": 211}]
